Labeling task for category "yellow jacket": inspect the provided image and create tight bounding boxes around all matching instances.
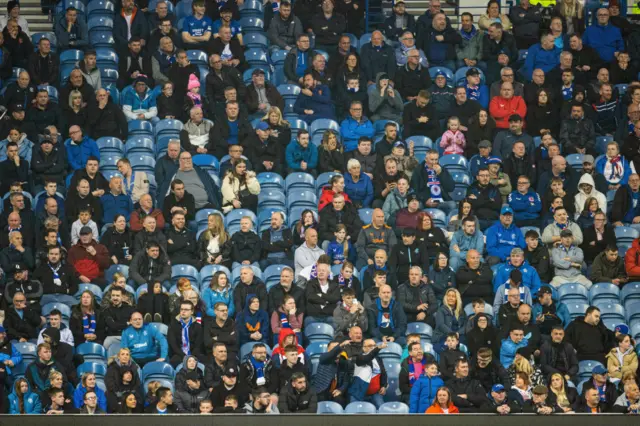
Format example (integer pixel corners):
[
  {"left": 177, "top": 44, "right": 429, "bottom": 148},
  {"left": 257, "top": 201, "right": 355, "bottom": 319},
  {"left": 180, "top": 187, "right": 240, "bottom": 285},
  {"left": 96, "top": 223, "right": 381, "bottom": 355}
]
[{"left": 606, "top": 347, "right": 639, "bottom": 379}]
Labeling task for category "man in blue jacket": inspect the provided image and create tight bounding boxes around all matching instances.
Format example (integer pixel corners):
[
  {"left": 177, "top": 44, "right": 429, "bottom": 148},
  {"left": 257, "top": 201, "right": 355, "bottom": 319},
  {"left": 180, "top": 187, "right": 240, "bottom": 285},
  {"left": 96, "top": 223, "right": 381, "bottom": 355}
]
[
  {"left": 492, "top": 247, "right": 541, "bottom": 295},
  {"left": 120, "top": 311, "right": 168, "bottom": 366},
  {"left": 285, "top": 129, "right": 318, "bottom": 175},
  {"left": 507, "top": 176, "right": 542, "bottom": 227},
  {"left": 0, "top": 325, "right": 23, "bottom": 376},
  {"left": 293, "top": 72, "right": 336, "bottom": 124},
  {"left": 521, "top": 34, "right": 561, "bottom": 81},
  {"left": 499, "top": 324, "right": 528, "bottom": 368},
  {"left": 339, "top": 101, "right": 375, "bottom": 153},
  {"left": 366, "top": 284, "right": 407, "bottom": 346},
  {"left": 485, "top": 206, "right": 525, "bottom": 265},
  {"left": 100, "top": 175, "right": 134, "bottom": 223},
  {"left": 582, "top": 8, "right": 624, "bottom": 63},
  {"left": 64, "top": 125, "right": 100, "bottom": 172}
]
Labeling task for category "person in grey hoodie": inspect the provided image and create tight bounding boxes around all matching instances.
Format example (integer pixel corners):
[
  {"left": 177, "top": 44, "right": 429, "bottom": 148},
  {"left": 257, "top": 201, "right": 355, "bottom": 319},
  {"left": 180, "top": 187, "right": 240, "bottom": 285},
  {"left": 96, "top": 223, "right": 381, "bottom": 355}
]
[
  {"left": 244, "top": 387, "right": 280, "bottom": 413},
  {"left": 449, "top": 216, "right": 485, "bottom": 271},
  {"left": 382, "top": 176, "right": 411, "bottom": 224},
  {"left": 267, "top": 1, "right": 303, "bottom": 52},
  {"left": 293, "top": 228, "right": 325, "bottom": 277},
  {"left": 369, "top": 72, "right": 404, "bottom": 123},
  {"left": 77, "top": 50, "right": 102, "bottom": 90}
]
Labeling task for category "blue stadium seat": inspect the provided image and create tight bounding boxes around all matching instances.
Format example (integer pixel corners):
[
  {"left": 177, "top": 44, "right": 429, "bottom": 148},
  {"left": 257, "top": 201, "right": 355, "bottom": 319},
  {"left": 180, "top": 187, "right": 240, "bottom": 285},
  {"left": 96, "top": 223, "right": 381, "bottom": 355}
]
[
  {"left": 310, "top": 118, "right": 340, "bottom": 138},
  {"left": 75, "top": 283, "right": 103, "bottom": 301},
  {"left": 305, "top": 323, "right": 334, "bottom": 342},
  {"left": 96, "top": 137, "right": 124, "bottom": 155},
  {"left": 195, "top": 208, "right": 223, "bottom": 228},
  {"left": 187, "top": 50, "right": 208, "bottom": 67},
  {"left": 125, "top": 136, "right": 154, "bottom": 155},
  {"left": 239, "top": 16, "right": 264, "bottom": 33},
  {"left": 105, "top": 264, "right": 129, "bottom": 282},
  {"left": 175, "top": 0, "right": 192, "bottom": 18},
  {"left": 566, "top": 302, "right": 590, "bottom": 320},
  {"left": 77, "top": 362, "right": 107, "bottom": 380},
  {"left": 259, "top": 190, "right": 287, "bottom": 210},
  {"left": 405, "top": 135, "right": 432, "bottom": 154},
  {"left": 126, "top": 119, "right": 153, "bottom": 137},
  {"left": 100, "top": 68, "right": 118, "bottom": 86},
  {"left": 286, "top": 189, "right": 317, "bottom": 210},
  {"left": 383, "top": 359, "right": 401, "bottom": 378},
  {"left": 87, "top": 0, "right": 115, "bottom": 18},
  {"left": 595, "top": 302, "right": 625, "bottom": 322},
  {"left": 155, "top": 119, "right": 184, "bottom": 137},
  {"left": 378, "top": 342, "right": 403, "bottom": 360},
  {"left": 148, "top": 0, "right": 175, "bottom": 13},
  {"left": 271, "top": 50, "right": 288, "bottom": 66},
  {"left": 317, "top": 401, "right": 344, "bottom": 414},
  {"left": 378, "top": 401, "right": 409, "bottom": 413},
  {"left": 105, "top": 84, "right": 120, "bottom": 105},
  {"left": 244, "top": 32, "right": 268, "bottom": 49},
  {"left": 42, "top": 302, "right": 72, "bottom": 320},
  {"left": 263, "top": 264, "right": 288, "bottom": 289},
  {"left": 406, "top": 322, "right": 433, "bottom": 341},
  {"left": 142, "top": 361, "right": 175, "bottom": 381},
  {"left": 240, "top": 342, "right": 272, "bottom": 360},
  {"left": 147, "top": 322, "right": 167, "bottom": 335},
  {"left": 225, "top": 209, "right": 257, "bottom": 230},
  {"left": 278, "top": 83, "right": 301, "bottom": 100},
  {"left": 88, "top": 16, "right": 114, "bottom": 31},
  {"left": 129, "top": 155, "right": 156, "bottom": 173},
  {"left": 192, "top": 154, "right": 219, "bottom": 174},
  {"left": 345, "top": 401, "right": 377, "bottom": 414},
  {"left": 428, "top": 66, "right": 454, "bottom": 86},
  {"left": 566, "top": 153, "right": 584, "bottom": 171},
  {"left": 358, "top": 208, "right": 373, "bottom": 224},
  {"left": 171, "top": 264, "right": 200, "bottom": 284},
  {"left": 557, "top": 283, "right": 589, "bottom": 303},
  {"left": 589, "top": 283, "right": 621, "bottom": 304},
  {"left": 615, "top": 226, "right": 640, "bottom": 244},
  {"left": 622, "top": 282, "right": 640, "bottom": 306},
  {"left": 306, "top": 341, "right": 329, "bottom": 361},
  {"left": 200, "top": 265, "right": 232, "bottom": 287},
  {"left": 15, "top": 342, "right": 37, "bottom": 364},
  {"left": 32, "top": 32, "right": 57, "bottom": 50},
  {"left": 424, "top": 208, "right": 446, "bottom": 228},
  {"left": 454, "top": 66, "right": 486, "bottom": 87},
  {"left": 625, "top": 301, "right": 640, "bottom": 324},
  {"left": 578, "top": 360, "right": 604, "bottom": 380},
  {"left": 89, "top": 30, "right": 115, "bottom": 48},
  {"left": 257, "top": 172, "right": 285, "bottom": 192},
  {"left": 60, "top": 49, "right": 83, "bottom": 66},
  {"left": 595, "top": 135, "right": 614, "bottom": 155},
  {"left": 632, "top": 321, "right": 640, "bottom": 341},
  {"left": 440, "top": 154, "right": 469, "bottom": 171},
  {"left": 240, "top": 0, "right": 264, "bottom": 17},
  {"left": 75, "top": 342, "right": 107, "bottom": 362},
  {"left": 285, "top": 172, "right": 315, "bottom": 192},
  {"left": 95, "top": 48, "right": 118, "bottom": 68}
]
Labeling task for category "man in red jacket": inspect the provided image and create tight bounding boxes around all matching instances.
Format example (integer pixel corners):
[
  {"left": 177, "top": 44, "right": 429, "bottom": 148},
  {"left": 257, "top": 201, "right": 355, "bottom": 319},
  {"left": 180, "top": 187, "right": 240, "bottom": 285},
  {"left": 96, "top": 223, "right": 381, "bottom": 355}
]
[
  {"left": 67, "top": 226, "right": 110, "bottom": 287},
  {"left": 489, "top": 82, "right": 527, "bottom": 129}
]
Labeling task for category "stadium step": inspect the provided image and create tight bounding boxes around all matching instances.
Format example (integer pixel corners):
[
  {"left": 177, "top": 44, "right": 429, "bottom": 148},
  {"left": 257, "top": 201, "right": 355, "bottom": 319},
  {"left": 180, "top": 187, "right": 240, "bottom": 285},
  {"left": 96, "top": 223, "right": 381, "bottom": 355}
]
[{"left": 0, "top": 0, "right": 54, "bottom": 33}]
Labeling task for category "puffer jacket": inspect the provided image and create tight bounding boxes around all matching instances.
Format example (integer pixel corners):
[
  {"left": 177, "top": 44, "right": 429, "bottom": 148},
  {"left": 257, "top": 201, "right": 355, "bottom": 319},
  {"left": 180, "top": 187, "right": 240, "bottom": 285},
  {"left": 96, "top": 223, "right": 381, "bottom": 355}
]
[
  {"left": 73, "top": 383, "right": 107, "bottom": 411},
  {"left": 409, "top": 373, "right": 444, "bottom": 413},
  {"left": 574, "top": 173, "right": 607, "bottom": 218},
  {"left": 606, "top": 347, "right": 638, "bottom": 380}
]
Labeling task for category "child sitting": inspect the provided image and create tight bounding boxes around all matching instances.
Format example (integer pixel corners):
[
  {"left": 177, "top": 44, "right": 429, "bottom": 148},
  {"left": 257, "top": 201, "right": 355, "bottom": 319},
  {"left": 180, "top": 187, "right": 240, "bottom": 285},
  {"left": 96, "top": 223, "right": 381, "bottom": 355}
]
[
  {"left": 70, "top": 207, "right": 99, "bottom": 245},
  {"left": 183, "top": 74, "right": 205, "bottom": 120},
  {"left": 326, "top": 224, "right": 357, "bottom": 265},
  {"left": 439, "top": 116, "right": 466, "bottom": 155},
  {"left": 437, "top": 332, "right": 468, "bottom": 381}
]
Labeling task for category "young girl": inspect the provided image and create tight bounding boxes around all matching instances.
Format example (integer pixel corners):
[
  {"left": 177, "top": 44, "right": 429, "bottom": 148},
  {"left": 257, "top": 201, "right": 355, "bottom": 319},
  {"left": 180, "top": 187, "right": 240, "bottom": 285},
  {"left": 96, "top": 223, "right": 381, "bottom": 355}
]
[
  {"left": 439, "top": 117, "right": 466, "bottom": 155},
  {"left": 332, "top": 261, "right": 362, "bottom": 298},
  {"left": 183, "top": 74, "right": 205, "bottom": 120},
  {"left": 326, "top": 224, "right": 356, "bottom": 265}
]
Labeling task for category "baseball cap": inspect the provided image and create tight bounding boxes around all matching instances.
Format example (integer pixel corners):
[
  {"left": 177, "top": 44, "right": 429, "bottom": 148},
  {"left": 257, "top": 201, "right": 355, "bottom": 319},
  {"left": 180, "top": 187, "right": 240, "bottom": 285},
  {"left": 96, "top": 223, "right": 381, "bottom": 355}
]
[
  {"left": 615, "top": 324, "right": 630, "bottom": 335},
  {"left": 466, "top": 67, "right": 480, "bottom": 77},
  {"left": 11, "top": 263, "right": 26, "bottom": 273},
  {"left": 256, "top": 121, "right": 270, "bottom": 131},
  {"left": 10, "top": 102, "right": 25, "bottom": 113},
  {"left": 79, "top": 226, "right": 93, "bottom": 235},
  {"left": 500, "top": 206, "right": 514, "bottom": 215},
  {"left": 491, "top": 384, "right": 505, "bottom": 393},
  {"left": 252, "top": 68, "right": 265, "bottom": 76},
  {"left": 393, "top": 141, "right": 406, "bottom": 149},
  {"left": 478, "top": 140, "right": 491, "bottom": 149},
  {"left": 134, "top": 75, "right": 148, "bottom": 86},
  {"left": 402, "top": 227, "right": 416, "bottom": 237},
  {"left": 538, "top": 286, "right": 553, "bottom": 297},
  {"left": 224, "top": 366, "right": 238, "bottom": 377},
  {"left": 407, "top": 193, "right": 419, "bottom": 204},
  {"left": 434, "top": 70, "right": 446, "bottom": 78},
  {"left": 582, "top": 154, "right": 595, "bottom": 164},
  {"left": 532, "top": 385, "right": 548, "bottom": 395},
  {"left": 486, "top": 156, "right": 502, "bottom": 165},
  {"left": 592, "top": 365, "right": 607, "bottom": 375},
  {"left": 560, "top": 229, "right": 573, "bottom": 238}
]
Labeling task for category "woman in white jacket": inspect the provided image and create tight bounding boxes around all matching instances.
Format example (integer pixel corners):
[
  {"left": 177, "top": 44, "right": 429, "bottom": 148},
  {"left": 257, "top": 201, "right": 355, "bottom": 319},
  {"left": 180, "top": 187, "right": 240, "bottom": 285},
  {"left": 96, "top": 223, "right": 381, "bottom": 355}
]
[
  {"left": 574, "top": 173, "right": 607, "bottom": 219},
  {"left": 221, "top": 159, "right": 260, "bottom": 213}
]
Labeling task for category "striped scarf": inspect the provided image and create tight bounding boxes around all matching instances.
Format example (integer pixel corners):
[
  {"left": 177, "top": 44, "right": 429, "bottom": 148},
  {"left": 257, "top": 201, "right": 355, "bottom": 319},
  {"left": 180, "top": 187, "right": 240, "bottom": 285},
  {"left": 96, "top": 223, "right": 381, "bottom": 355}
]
[
  {"left": 82, "top": 313, "right": 96, "bottom": 335},
  {"left": 280, "top": 312, "right": 291, "bottom": 329}
]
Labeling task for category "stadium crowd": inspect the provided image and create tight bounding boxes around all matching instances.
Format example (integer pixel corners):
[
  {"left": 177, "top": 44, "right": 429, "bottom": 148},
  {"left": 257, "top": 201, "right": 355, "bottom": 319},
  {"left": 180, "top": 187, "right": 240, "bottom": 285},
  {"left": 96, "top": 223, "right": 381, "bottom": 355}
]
[{"left": 1, "top": 0, "right": 640, "bottom": 416}]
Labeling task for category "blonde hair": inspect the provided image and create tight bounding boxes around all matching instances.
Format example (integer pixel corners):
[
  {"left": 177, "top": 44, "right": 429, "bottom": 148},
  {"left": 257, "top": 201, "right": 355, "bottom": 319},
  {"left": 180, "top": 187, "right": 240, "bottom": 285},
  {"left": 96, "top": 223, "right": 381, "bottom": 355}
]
[
  {"left": 203, "top": 213, "right": 228, "bottom": 245},
  {"left": 513, "top": 355, "right": 533, "bottom": 377},
  {"left": 68, "top": 89, "right": 83, "bottom": 110},
  {"left": 550, "top": 373, "right": 569, "bottom": 407},
  {"left": 443, "top": 289, "right": 463, "bottom": 319},
  {"left": 112, "top": 272, "right": 125, "bottom": 284},
  {"left": 147, "top": 380, "right": 162, "bottom": 395},
  {"left": 109, "top": 347, "right": 131, "bottom": 365},
  {"left": 49, "top": 370, "right": 63, "bottom": 382},
  {"left": 262, "top": 106, "right": 289, "bottom": 127}
]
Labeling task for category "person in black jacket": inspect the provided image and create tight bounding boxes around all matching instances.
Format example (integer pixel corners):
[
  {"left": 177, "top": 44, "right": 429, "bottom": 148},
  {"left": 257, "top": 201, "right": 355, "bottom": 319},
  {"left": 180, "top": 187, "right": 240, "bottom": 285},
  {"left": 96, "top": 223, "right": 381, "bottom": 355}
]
[
  {"left": 206, "top": 54, "right": 245, "bottom": 106},
  {"left": 456, "top": 250, "right": 494, "bottom": 305},
  {"left": 233, "top": 267, "right": 268, "bottom": 312},
  {"left": 4, "top": 292, "right": 44, "bottom": 341},
  {"left": 310, "top": 0, "right": 346, "bottom": 51},
  {"left": 229, "top": 225, "right": 262, "bottom": 269},
  {"left": 539, "top": 325, "right": 579, "bottom": 384},
  {"left": 98, "top": 287, "right": 136, "bottom": 349},
  {"left": 162, "top": 180, "right": 196, "bottom": 224},
  {"left": 396, "top": 265, "right": 438, "bottom": 324},
  {"left": 244, "top": 70, "right": 285, "bottom": 117},
  {"left": 117, "top": 37, "right": 153, "bottom": 90},
  {"left": 210, "top": 27, "right": 247, "bottom": 72},
  {"left": 65, "top": 179, "right": 102, "bottom": 224},
  {"left": 446, "top": 358, "right": 488, "bottom": 412},
  {"left": 86, "top": 89, "right": 128, "bottom": 141},
  {"left": 245, "top": 122, "right": 282, "bottom": 174},
  {"left": 318, "top": 195, "right": 362, "bottom": 244},
  {"left": 33, "top": 245, "right": 79, "bottom": 307},
  {"left": 292, "top": 0, "right": 322, "bottom": 32},
  {"left": 167, "top": 51, "right": 201, "bottom": 103},
  {"left": 466, "top": 313, "right": 500, "bottom": 357},
  {"left": 167, "top": 300, "right": 205, "bottom": 367},
  {"left": 395, "top": 54, "right": 432, "bottom": 102},
  {"left": 389, "top": 229, "right": 430, "bottom": 285},
  {"left": 304, "top": 263, "right": 341, "bottom": 327},
  {"left": 209, "top": 103, "right": 253, "bottom": 159},
  {"left": 384, "top": 0, "right": 416, "bottom": 41},
  {"left": 260, "top": 212, "right": 294, "bottom": 269},
  {"left": 27, "top": 37, "right": 59, "bottom": 87},
  {"left": 470, "top": 347, "right": 509, "bottom": 393},
  {"left": 204, "top": 303, "right": 239, "bottom": 357},
  {"left": 418, "top": 12, "right": 461, "bottom": 71},
  {"left": 565, "top": 306, "right": 616, "bottom": 365},
  {"left": 402, "top": 90, "right": 441, "bottom": 141},
  {"left": 267, "top": 267, "right": 305, "bottom": 314},
  {"left": 31, "top": 137, "right": 66, "bottom": 190},
  {"left": 165, "top": 211, "right": 200, "bottom": 268},
  {"left": 466, "top": 167, "right": 501, "bottom": 230}
]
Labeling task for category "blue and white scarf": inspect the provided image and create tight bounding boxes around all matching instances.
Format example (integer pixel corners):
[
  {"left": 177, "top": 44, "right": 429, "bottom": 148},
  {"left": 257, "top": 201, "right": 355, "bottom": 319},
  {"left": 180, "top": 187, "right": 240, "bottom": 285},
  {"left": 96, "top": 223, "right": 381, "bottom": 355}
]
[
  {"left": 180, "top": 317, "right": 193, "bottom": 355},
  {"left": 425, "top": 166, "right": 443, "bottom": 202}
]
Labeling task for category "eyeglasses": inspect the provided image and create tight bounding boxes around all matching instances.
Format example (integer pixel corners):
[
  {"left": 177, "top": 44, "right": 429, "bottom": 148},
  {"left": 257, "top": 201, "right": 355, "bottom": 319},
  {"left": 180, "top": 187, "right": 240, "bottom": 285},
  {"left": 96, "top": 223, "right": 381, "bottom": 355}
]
[{"left": 85, "top": 396, "right": 97, "bottom": 401}]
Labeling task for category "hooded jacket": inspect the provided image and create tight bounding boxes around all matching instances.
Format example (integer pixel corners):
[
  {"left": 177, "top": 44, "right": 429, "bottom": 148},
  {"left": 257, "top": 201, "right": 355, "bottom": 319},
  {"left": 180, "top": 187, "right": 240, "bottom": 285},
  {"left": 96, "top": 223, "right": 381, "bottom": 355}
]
[
  {"left": 8, "top": 381, "right": 41, "bottom": 414},
  {"left": 606, "top": 346, "right": 638, "bottom": 380},
  {"left": 466, "top": 314, "right": 500, "bottom": 356},
  {"left": 409, "top": 373, "right": 445, "bottom": 413},
  {"left": 565, "top": 315, "right": 615, "bottom": 364},
  {"left": 574, "top": 173, "right": 607, "bottom": 217},
  {"left": 236, "top": 296, "right": 270, "bottom": 346},
  {"left": 174, "top": 382, "right": 210, "bottom": 413},
  {"left": 492, "top": 260, "right": 541, "bottom": 295},
  {"left": 73, "top": 383, "right": 107, "bottom": 411},
  {"left": 470, "top": 360, "right": 509, "bottom": 393},
  {"left": 591, "top": 251, "right": 627, "bottom": 283},
  {"left": 369, "top": 73, "right": 404, "bottom": 122},
  {"left": 104, "top": 361, "right": 141, "bottom": 411},
  {"left": 120, "top": 323, "right": 168, "bottom": 361},
  {"left": 318, "top": 203, "right": 362, "bottom": 243}
]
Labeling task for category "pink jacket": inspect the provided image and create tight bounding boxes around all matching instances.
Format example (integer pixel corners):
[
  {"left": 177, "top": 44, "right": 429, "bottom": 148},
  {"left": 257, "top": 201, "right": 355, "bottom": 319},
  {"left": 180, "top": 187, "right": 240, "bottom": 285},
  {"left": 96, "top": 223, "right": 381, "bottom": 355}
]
[{"left": 439, "top": 130, "right": 466, "bottom": 155}]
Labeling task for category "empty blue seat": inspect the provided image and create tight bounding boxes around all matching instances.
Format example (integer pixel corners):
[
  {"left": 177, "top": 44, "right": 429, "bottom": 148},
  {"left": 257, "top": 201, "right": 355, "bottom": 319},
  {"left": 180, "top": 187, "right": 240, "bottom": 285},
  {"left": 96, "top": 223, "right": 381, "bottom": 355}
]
[
  {"left": 15, "top": 342, "right": 37, "bottom": 363},
  {"left": 187, "top": 50, "right": 208, "bottom": 67},
  {"left": 244, "top": 33, "right": 268, "bottom": 49},
  {"left": 424, "top": 208, "right": 446, "bottom": 228},
  {"left": 100, "top": 68, "right": 118, "bottom": 86},
  {"left": 129, "top": 155, "right": 156, "bottom": 173},
  {"left": 345, "top": 401, "right": 377, "bottom": 414},
  {"left": 96, "top": 137, "right": 124, "bottom": 154},
  {"left": 89, "top": 30, "right": 115, "bottom": 48},
  {"left": 285, "top": 172, "right": 315, "bottom": 192},
  {"left": 310, "top": 118, "right": 340, "bottom": 138},
  {"left": 277, "top": 83, "right": 301, "bottom": 100},
  {"left": 240, "top": 0, "right": 264, "bottom": 17},
  {"left": 557, "top": 283, "right": 589, "bottom": 302},
  {"left": 42, "top": 302, "right": 72, "bottom": 320},
  {"left": 257, "top": 172, "right": 284, "bottom": 192},
  {"left": 88, "top": 16, "right": 114, "bottom": 31},
  {"left": 286, "top": 189, "right": 317, "bottom": 210},
  {"left": 172, "top": 264, "right": 200, "bottom": 283},
  {"left": 566, "top": 153, "right": 584, "bottom": 170},
  {"left": 616, "top": 226, "right": 640, "bottom": 244},
  {"left": 622, "top": 282, "right": 640, "bottom": 305},
  {"left": 306, "top": 341, "right": 329, "bottom": 360},
  {"left": 384, "top": 359, "right": 401, "bottom": 378},
  {"left": 60, "top": 49, "right": 83, "bottom": 66},
  {"left": 566, "top": 302, "right": 590, "bottom": 320},
  {"left": 595, "top": 302, "right": 625, "bottom": 322},
  {"left": 104, "top": 264, "right": 129, "bottom": 282},
  {"left": 589, "top": 283, "right": 621, "bottom": 304},
  {"left": 440, "top": 154, "right": 469, "bottom": 171},
  {"left": 358, "top": 208, "right": 373, "bottom": 224},
  {"left": 87, "top": 0, "right": 115, "bottom": 18},
  {"left": 305, "top": 323, "right": 334, "bottom": 342},
  {"left": 317, "top": 401, "right": 344, "bottom": 414},
  {"left": 95, "top": 48, "right": 118, "bottom": 68},
  {"left": 259, "top": 190, "right": 287, "bottom": 210},
  {"left": 406, "top": 322, "right": 433, "bottom": 341},
  {"left": 142, "top": 361, "right": 175, "bottom": 381},
  {"left": 192, "top": 154, "right": 219, "bottom": 173},
  {"left": 378, "top": 342, "right": 403, "bottom": 360},
  {"left": 75, "top": 342, "right": 107, "bottom": 362},
  {"left": 239, "top": 16, "right": 264, "bottom": 32},
  {"left": 155, "top": 119, "right": 184, "bottom": 137},
  {"left": 378, "top": 401, "right": 409, "bottom": 413},
  {"left": 405, "top": 135, "right": 432, "bottom": 153},
  {"left": 125, "top": 136, "right": 154, "bottom": 155}
]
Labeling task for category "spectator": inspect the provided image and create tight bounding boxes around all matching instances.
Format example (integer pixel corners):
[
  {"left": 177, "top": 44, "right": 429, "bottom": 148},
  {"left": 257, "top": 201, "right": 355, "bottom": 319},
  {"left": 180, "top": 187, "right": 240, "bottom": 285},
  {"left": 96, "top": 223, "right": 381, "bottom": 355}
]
[
  {"left": 549, "top": 229, "right": 591, "bottom": 288},
  {"left": 0, "top": 142, "right": 28, "bottom": 195},
  {"left": 210, "top": 27, "right": 246, "bottom": 72},
  {"left": 507, "top": 175, "right": 541, "bottom": 227},
  {"left": 113, "top": 0, "right": 149, "bottom": 48},
  {"left": 429, "top": 72, "right": 455, "bottom": 121},
  {"left": 212, "top": 5, "right": 242, "bottom": 42},
  {"left": 395, "top": 31, "right": 428, "bottom": 67},
  {"left": 580, "top": 365, "right": 618, "bottom": 412},
  {"left": 267, "top": 1, "right": 302, "bottom": 51},
  {"left": 344, "top": 159, "right": 373, "bottom": 209},
  {"left": 355, "top": 208, "right": 397, "bottom": 269},
  {"left": 409, "top": 361, "right": 445, "bottom": 413},
  {"left": 285, "top": 129, "right": 318, "bottom": 174},
  {"left": 397, "top": 265, "right": 438, "bottom": 324},
  {"left": 384, "top": 0, "right": 415, "bottom": 41},
  {"left": 120, "top": 311, "right": 168, "bottom": 366},
  {"left": 165, "top": 211, "right": 199, "bottom": 267},
  {"left": 180, "top": 0, "right": 212, "bottom": 51},
  {"left": 418, "top": 12, "right": 460, "bottom": 70},
  {"left": 482, "top": 23, "right": 518, "bottom": 85},
  {"left": 583, "top": 8, "right": 624, "bottom": 63},
  {"left": 339, "top": 102, "right": 374, "bottom": 153},
  {"left": 284, "top": 34, "right": 313, "bottom": 85},
  {"left": 167, "top": 300, "right": 204, "bottom": 367},
  {"left": 367, "top": 284, "right": 407, "bottom": 346},
  {"left": 304, "top": 263, "right": 340, "bottom": 326},
  {"left": 220, "top": 159, "right": 259, "bottom": 213},
  {"left": 98, "top": 287, "right": 135, "bottom": 349},
  {"left": 101, "top": 176, "right": 134, "bottom": 223},
  {"left": 360, "top": 31, "right": 396, "bottom": 86},
  {"left": 489, "top": 83, "right": 527, "bottom": 130},
  {"left": 433, "top": 288, "right": 466, "bottom": 343},
  {"left": 26, "top": 89, "right": 64, "bottom": 139},
  {"left": 64, "top": 126, "right": 99, "bottom": 172},
  {"left": 86, "top": 89, "right": 128, "bottom": 141},
  {"left": 294, "top": 228, "right": 325, "bottom": 277},
  {"left": 129, "top": 242, "right": 171, "bottom": 289},
  {"left": 2, "top": 18, "right": 32, "bottom": 68},
  {"left": 612, "top": 173, "right": 640, "bottom": 225},
  {"left": 293, "top": 72, "right": 336, "bottom": 124},
  {"left": 245, "top": 69, "right": 284, "bottom": 118},
  {"left": 34, "top": 245, "right": 78, "bottom": 307},
  {"left": 456, "top": 13, "right": 484, "bottom": 70},
  {"left": 317, "top": 130, "right": 344, "bottom": 174},
  {"left": 542, "top": 205, "right": 583, "bottom": 246},
  {"left": 27, "top": 37, "right": 59, "bottom": 87},
  {"left": 311, "top": 0, "right": 345, "bottom": 51},
  {"left": 67, "top": 226, "right": 110, "bottom": 286},
  {"left": 260, "top": 211, "right": 294, "bottom": 269},
  {"left": 606, "top": 333, "right": 638, "bottom": 380},
  {"left": 591, "top": 245, "right": 627, "bottom": 286},
  {"left": 613, "top": 381, "right": 640, "bottom": 413}
]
